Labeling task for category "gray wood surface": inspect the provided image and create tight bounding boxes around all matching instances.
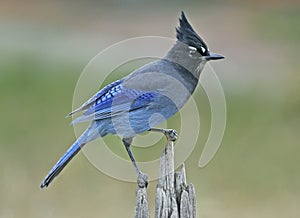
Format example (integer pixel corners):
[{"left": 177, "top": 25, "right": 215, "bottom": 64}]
[{"left": 135, "top": 140, "right": 196, "bottom": 218}]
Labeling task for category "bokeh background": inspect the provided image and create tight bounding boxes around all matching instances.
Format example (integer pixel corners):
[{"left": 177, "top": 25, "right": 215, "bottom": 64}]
[{"left": 1, "top": 1, "right": 299, "bottom": 217}]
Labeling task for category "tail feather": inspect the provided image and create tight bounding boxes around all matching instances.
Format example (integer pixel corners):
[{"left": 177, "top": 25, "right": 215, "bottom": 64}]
[
  {"left": 40, "top": 122, "right": 99, "bottom": 189},
  {"left": 40, "top": 141, "right": 85, "bottom": 189}
]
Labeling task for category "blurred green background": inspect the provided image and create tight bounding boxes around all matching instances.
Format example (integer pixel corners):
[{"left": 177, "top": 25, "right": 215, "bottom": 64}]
[{"left": 0, "top": 1, "right": 299, "bottom": 217}]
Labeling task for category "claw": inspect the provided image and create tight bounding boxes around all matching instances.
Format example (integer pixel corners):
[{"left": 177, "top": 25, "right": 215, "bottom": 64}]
[
  {"left": 163, "top": 129, "right": 178, "bottom": 142},
  {"left": 149, "top": 128, "right": 178, "bottom": 142},
  {"left": 137, "top": 172, "right": 148, "bottom": 188}
]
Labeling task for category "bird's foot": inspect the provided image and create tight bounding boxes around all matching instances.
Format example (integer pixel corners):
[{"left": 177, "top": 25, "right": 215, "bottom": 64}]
[
  {"left": 137, "top": 172, "right": 148, "bottom": 188},
  {"left": 163, "top": 129, "right": 178, "bottom": 142},
  {"left": 150, "top": 128, "right": 178, "bottom": 142}
]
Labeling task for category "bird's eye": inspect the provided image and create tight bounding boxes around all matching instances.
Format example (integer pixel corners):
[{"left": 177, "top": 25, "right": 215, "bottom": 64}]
[{"left": 189, "top": 46, "right": 197, "bottom": 57}]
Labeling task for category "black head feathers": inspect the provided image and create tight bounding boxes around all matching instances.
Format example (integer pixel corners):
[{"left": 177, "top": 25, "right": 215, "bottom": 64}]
[{"left": 176, "top": 11, "right": 209, "bottom": 56}]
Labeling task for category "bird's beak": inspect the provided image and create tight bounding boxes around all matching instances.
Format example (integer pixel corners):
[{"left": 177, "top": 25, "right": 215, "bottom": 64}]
[{"left": 205, "top": 52, "right": 224, "bottom": 61}]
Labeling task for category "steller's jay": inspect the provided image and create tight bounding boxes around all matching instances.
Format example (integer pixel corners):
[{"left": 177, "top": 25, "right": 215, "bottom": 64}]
[{"left": 40, "top": 11, "right": 224, "bottom": 189}]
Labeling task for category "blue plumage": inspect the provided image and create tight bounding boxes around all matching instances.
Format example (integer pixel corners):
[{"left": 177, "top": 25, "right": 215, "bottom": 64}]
[{"left": 40, "top": 11, "right": 224, "bottom": 188}]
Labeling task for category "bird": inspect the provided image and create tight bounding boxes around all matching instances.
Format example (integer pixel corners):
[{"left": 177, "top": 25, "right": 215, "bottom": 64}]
[{"left": 40, "top": 11, "right": 224, "bottom": 189}]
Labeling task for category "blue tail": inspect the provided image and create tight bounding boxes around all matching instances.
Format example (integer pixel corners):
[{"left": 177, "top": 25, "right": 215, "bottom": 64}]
[
  {"left": 40, "top": 140, "right": 85, "bottom": 189},
  {"left": 40, "top": 122, "right": 100, "bottom": 188}
]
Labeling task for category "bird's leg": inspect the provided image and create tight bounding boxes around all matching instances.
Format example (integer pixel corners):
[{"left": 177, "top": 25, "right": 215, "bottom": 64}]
[
  {"left": 149, "top": 128, "right": 178, "bottom": 142},
  {"left": 122, "top": 138, "right": 148, "bottom": 188}
]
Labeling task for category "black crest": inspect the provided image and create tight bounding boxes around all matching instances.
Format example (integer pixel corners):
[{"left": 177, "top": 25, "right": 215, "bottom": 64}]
[{"left": 176, "top": 11, "right": 209, "bottom": 56}]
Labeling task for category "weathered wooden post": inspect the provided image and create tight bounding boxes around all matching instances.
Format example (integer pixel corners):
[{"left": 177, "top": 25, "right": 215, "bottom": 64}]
[
  {"left": 135, "top": 184, "right": 150, "bottom": 218},
  {"left": 135, "top": 131, "right": 196, "bottom": 218}
]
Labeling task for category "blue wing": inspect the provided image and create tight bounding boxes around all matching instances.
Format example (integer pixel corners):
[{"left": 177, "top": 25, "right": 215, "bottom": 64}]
[
  {"left": 67, "top": 80, "right": 123, "bottom": 117},
  {"left": 70, "top": 80, "right": 159, "bottom": 124}
]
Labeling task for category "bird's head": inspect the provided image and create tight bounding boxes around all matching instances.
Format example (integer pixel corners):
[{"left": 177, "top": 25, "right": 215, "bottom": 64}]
[{"left": 176, "top": 11, "right": 224, "bottom": 61}]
